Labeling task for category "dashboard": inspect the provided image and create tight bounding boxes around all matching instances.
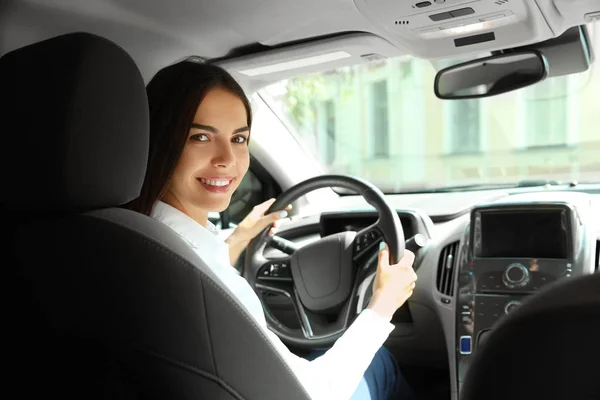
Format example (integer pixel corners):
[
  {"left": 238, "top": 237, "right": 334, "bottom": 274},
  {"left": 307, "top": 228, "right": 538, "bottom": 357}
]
[
  {"left": 454, "top": 195, "right": 597, "bottom": 396},
  {"left": 260, "top": 187, "right": 600, "bottom": 400}
]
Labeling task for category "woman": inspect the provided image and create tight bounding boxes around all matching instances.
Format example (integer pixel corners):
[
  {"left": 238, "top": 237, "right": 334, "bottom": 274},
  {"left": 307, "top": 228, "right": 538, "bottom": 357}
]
[{"left": 127, "top": 57, "right": 418, "bottom": 400}]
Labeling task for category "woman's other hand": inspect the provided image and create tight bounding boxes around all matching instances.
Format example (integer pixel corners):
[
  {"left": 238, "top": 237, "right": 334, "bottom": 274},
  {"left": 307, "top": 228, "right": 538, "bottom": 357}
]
[{"left": 367, "top": 242, "right": 417, "bottom": 321}]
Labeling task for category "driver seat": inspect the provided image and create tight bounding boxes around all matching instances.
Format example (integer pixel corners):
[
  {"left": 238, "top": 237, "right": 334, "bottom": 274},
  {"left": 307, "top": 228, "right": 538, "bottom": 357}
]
[{"left": 2, "top": 32, "right": 310, "bottom": 400}]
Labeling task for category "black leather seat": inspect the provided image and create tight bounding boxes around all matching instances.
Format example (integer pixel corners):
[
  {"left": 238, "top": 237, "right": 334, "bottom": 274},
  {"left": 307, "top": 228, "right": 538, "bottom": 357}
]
[
  {"left": 1, "top": 32, "right": 310, "bottom": 400},
  {"left": 460, "top": 273, "right": 600, "bottom": 400}
]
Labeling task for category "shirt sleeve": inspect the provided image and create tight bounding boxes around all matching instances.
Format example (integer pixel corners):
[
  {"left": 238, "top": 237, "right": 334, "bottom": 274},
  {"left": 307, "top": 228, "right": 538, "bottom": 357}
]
[{"left": 264, "top": 308, "right": 395, "bottom": 400}]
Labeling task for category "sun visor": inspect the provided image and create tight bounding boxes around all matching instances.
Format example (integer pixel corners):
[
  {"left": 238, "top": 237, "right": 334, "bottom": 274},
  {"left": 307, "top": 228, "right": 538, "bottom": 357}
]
[{"left": 215, "top": 33, "right": 405, "bottom": 91}]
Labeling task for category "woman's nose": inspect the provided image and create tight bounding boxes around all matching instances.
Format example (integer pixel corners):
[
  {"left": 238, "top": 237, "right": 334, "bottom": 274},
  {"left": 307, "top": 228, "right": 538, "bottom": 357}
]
[{"left": 211, "top": 141, "right": 235, "bottom": 168}]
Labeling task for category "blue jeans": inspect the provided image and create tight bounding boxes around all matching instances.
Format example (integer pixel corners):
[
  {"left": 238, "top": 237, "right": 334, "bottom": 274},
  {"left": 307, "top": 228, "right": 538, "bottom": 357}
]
[{"left": 307, "top": 346, "right": 415, "bottom": 400}]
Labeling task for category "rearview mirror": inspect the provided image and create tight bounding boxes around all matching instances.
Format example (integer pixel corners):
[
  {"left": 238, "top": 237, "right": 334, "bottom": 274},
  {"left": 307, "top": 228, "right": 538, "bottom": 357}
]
[{"left": 434, "top": 51, "right": 548, "bottom": 99}]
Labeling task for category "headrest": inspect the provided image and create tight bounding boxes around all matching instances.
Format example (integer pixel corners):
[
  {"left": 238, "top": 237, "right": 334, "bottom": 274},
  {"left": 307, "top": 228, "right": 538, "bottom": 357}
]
[{"left": 0, "top": 32, "right": 149, "bottom": 213}]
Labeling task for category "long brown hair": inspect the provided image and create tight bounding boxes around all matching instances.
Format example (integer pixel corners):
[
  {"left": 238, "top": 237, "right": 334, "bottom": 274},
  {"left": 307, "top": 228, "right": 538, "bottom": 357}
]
[{"left": 126, "top": 57, "right": 252, "bottom": 215}]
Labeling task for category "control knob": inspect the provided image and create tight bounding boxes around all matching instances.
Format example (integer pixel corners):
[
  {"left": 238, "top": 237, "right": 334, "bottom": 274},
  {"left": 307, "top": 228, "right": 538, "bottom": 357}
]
[
  {"left": 502, "top": 263, "right": 530, "bottom": 288},
  {"left": 504, "top": 300, "right": 522, "bottom": 315}
]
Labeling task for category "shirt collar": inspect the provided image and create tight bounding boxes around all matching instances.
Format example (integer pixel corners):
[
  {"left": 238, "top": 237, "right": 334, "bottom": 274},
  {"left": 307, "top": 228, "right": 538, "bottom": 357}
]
[{"left": 150, "top": 200, "right": 222, "bottom": 252}]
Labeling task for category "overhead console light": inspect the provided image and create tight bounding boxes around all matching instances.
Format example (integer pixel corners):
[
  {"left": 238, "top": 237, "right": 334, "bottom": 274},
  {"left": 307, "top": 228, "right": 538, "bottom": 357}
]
[
  {"left": 414, "top": 11, "right": 516, "bottom": 39},
  {"left": 238, "top": 51, "right": 352, "bottom": 76}
]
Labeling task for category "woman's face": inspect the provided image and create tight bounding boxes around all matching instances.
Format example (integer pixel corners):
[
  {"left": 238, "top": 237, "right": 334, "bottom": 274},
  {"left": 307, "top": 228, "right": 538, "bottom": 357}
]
[{"left": 165, "top": 87, "right": 250, "bottom": 215}]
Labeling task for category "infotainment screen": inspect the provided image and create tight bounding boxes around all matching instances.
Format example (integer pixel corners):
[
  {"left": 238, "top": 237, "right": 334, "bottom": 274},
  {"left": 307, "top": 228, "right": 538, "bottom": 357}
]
[{"left": 476, "top": 210, "right": 569, "bottom": 259}]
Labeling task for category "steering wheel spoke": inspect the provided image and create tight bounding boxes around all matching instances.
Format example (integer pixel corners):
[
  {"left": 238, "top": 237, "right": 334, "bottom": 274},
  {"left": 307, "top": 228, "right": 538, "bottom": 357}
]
[
  {"left": 292, "top": 287, "right": 315, "bottom": 339},
  {"left": 255, "top": 273, "right": 315, "bottom": 339}
]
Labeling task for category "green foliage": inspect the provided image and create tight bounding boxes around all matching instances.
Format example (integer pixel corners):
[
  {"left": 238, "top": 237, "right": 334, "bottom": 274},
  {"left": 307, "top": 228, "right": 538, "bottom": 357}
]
[
  {"left": 282, "top": 67, "right": 358, "bottom": 131},
  {"left": 282, "top": 75, "right": 327, "bottom": 130}
]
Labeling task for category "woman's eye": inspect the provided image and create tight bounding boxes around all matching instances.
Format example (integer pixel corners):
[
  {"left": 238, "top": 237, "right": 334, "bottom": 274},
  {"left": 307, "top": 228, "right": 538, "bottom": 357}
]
[
  {"left": 232, "top": 136, "right": 247, "bottom": 144},
  {"left": 190, "top": 133, "right": 209, "bottom": 142}
]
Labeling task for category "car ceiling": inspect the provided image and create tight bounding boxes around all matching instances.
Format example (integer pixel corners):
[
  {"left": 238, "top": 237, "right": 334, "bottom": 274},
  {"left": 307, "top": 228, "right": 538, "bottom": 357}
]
[{"left": 1, "top": 0, "right": 598, "bottom": 82}]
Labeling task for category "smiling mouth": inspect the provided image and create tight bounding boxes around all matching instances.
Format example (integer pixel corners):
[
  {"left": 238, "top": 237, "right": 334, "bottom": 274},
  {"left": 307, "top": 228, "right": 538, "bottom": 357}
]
[
  {"left": 198, "top": 177, "right": 233, "bottom": 187},
  {"left": 196, "top": 177, "right": 235, "bottom": 193}
]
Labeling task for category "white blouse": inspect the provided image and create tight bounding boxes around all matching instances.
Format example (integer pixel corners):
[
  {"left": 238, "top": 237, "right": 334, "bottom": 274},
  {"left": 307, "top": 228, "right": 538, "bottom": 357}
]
[{"left": 151, "top": 201, "right": 395, "bottom": 400}]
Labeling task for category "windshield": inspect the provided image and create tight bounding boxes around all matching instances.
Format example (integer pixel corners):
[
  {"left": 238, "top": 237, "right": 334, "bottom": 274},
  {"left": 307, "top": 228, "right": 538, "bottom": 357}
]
[{"left": 259, "top": 29, "right": 600, "bottom": 193}]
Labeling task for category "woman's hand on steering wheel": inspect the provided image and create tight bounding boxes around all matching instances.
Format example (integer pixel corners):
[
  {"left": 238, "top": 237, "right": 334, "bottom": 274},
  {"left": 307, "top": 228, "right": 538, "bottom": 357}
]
[
  {"left": 226, "top": 198, "right": 292, "bottom": 265},
  {"left": 235, "top": 198, "right": 292, "bottom": 238},
  {"left": 367, "top": 243, "right": 417, "bottom": 321}
]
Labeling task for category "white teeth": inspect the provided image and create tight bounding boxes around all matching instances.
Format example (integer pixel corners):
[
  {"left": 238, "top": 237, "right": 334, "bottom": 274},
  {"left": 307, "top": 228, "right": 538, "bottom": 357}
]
[{"left": 200, "top": 178, "right": 231, "bottom": 187}]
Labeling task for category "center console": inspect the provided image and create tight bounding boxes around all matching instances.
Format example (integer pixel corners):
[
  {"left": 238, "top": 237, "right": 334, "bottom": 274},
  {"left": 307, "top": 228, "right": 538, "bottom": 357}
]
[{"left": 454, "top": 200, "right": 594, "bottom": 392}]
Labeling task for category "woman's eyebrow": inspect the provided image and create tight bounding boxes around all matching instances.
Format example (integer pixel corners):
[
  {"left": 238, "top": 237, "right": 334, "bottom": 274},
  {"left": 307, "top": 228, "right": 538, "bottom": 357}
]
[
  {"left": 233, "top": 126, "right": 250, "bottom": 134},
  {"left": 191, "top": 123, "right": 249, "bottom": 134},
  {"left": 191, "top": 123, "right": 217, "bottom": 133}
]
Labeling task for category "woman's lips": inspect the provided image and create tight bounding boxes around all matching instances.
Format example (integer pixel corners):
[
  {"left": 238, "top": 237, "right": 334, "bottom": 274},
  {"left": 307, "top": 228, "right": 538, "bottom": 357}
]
[{"left": 197, "top": 177, "right": 234, "bottom": 193}]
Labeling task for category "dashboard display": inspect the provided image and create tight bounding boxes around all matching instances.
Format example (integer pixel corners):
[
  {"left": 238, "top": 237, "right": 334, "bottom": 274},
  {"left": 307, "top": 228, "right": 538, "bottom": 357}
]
[
  {"left": 476, "top": 209, "right": 569, "bottom": 259},
  {"left": 321, "top": 212, "right": 415, "bottom": 239}
]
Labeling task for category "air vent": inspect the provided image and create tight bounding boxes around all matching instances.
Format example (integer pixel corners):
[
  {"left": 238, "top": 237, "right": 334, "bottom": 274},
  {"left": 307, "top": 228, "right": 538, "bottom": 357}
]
[
  {"left": 495, "top": 0, "right": 508, "bottom": 5},
  {"left": 437, "top": 241, "right": 459, "bottom": 296},
  {"left": 394, "top": 20, "right": 410, "bottom": 25}
]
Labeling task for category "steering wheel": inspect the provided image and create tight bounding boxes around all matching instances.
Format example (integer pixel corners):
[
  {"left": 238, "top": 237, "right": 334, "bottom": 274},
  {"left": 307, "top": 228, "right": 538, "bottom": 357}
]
[{"left": 244, "top": 175, "right": 405, "bottom": 349}]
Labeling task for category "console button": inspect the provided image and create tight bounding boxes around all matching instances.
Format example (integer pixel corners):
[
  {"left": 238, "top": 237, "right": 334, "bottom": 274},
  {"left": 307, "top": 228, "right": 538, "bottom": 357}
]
[
  {"left": 460, "top": 336, "right": 472, "bottom": 354},
  {"left": 564, "top": 263, "right": 573, "bottom": 278}
]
